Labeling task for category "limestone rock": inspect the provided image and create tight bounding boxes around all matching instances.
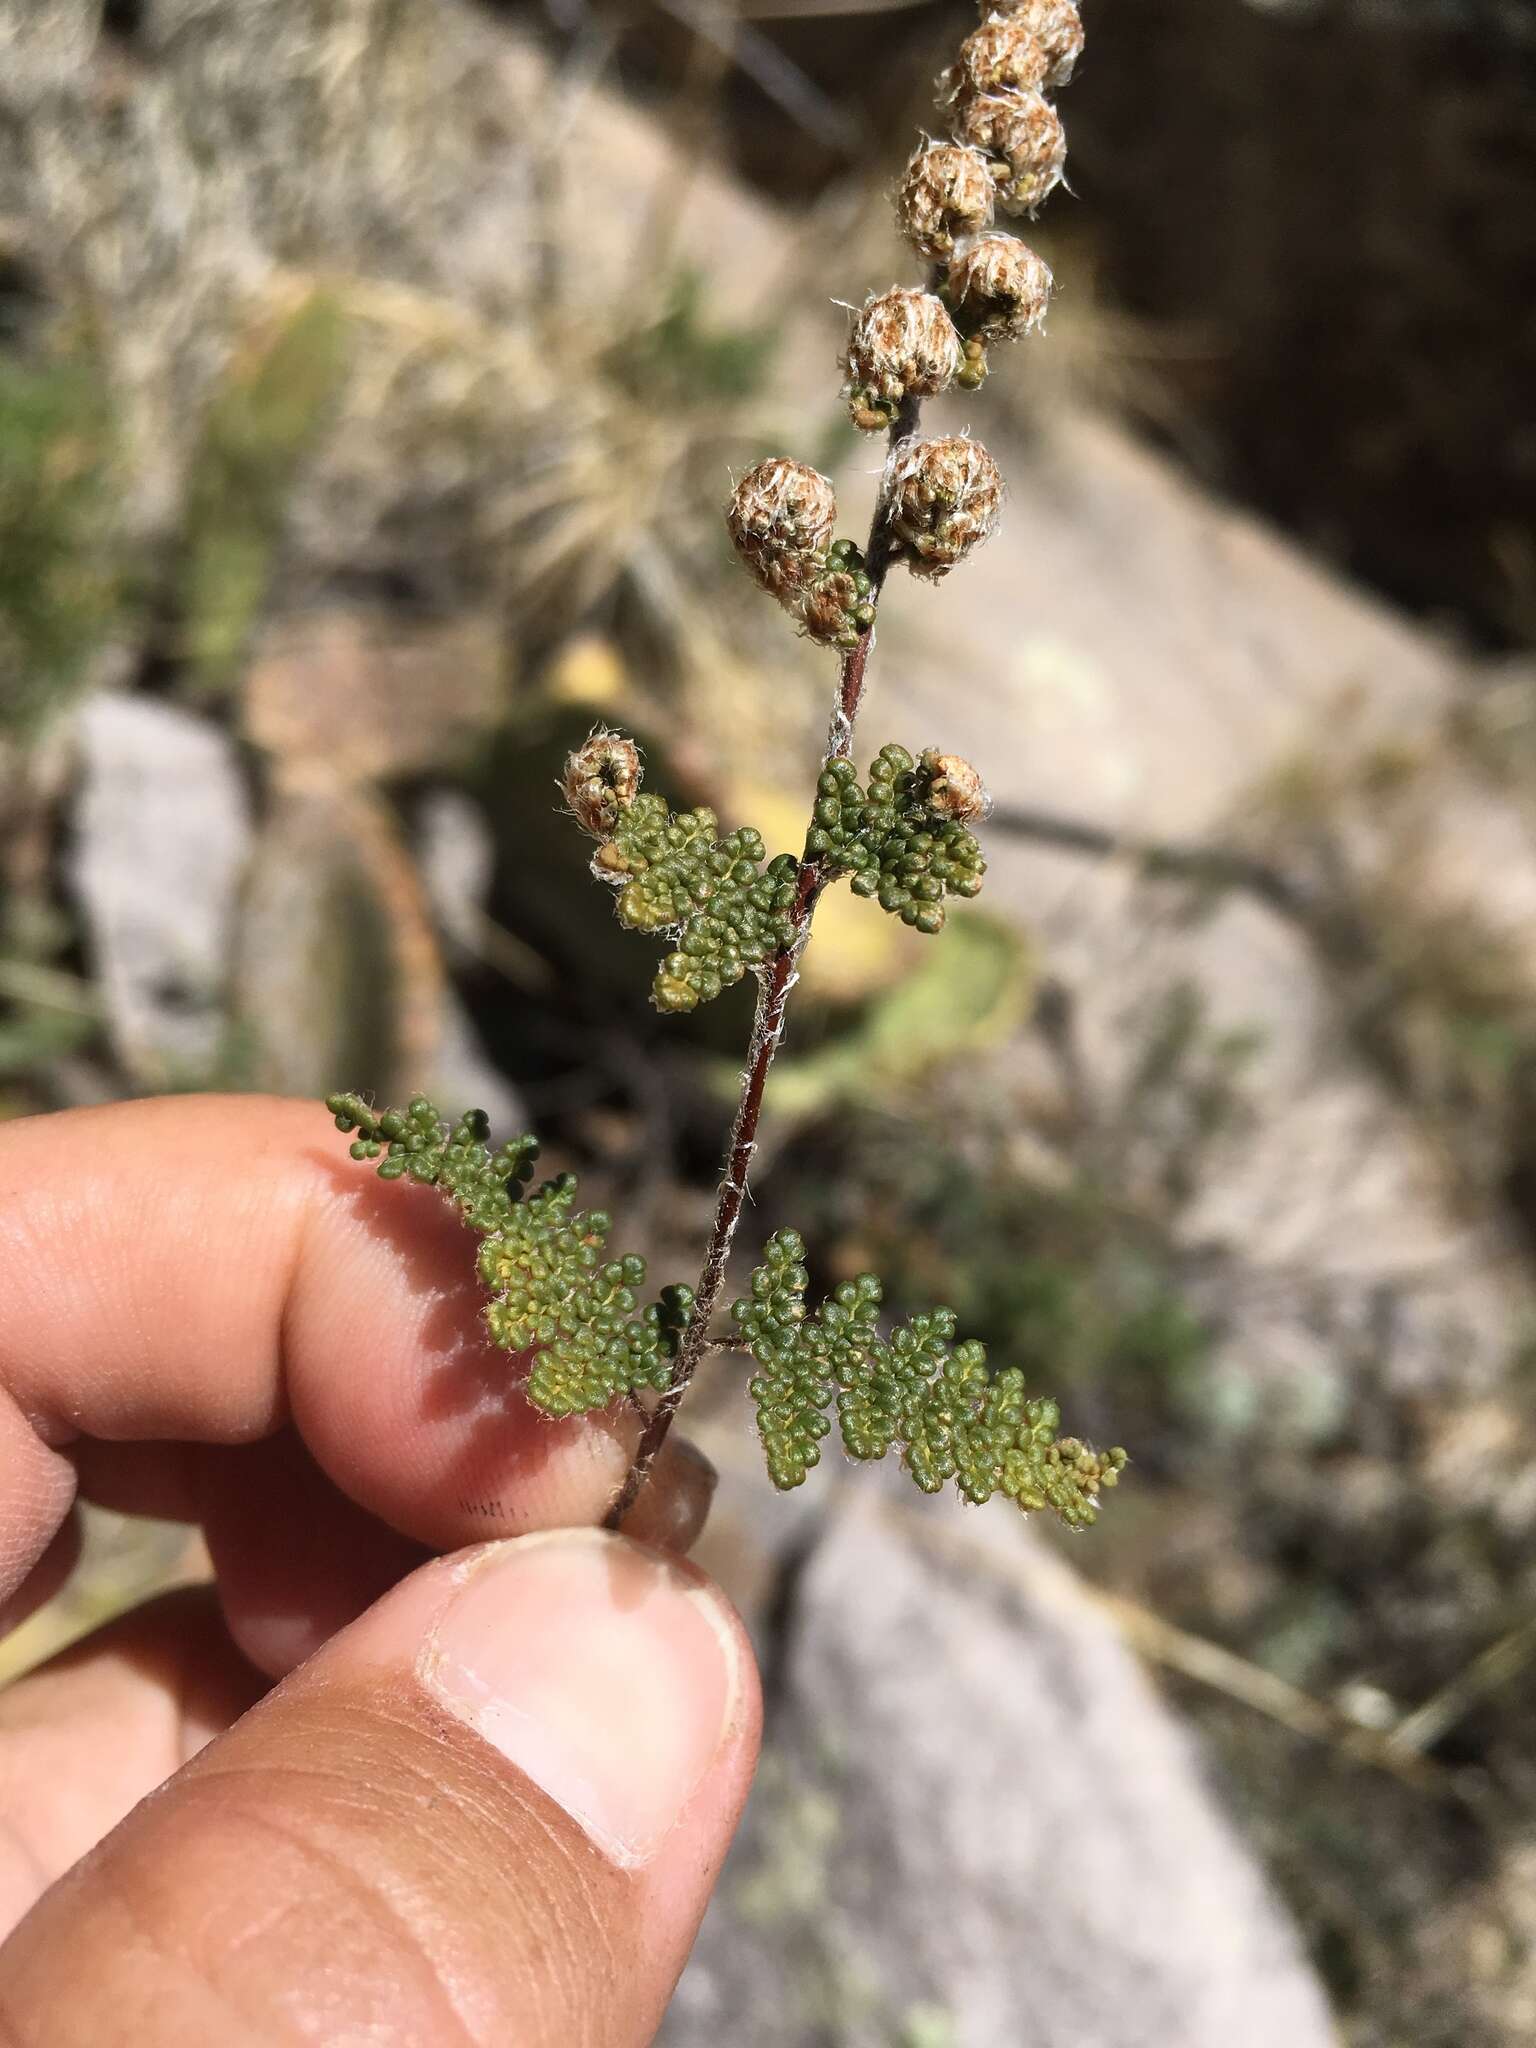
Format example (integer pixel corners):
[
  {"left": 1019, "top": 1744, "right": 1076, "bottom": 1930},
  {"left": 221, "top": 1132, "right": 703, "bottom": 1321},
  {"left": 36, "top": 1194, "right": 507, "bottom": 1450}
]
[
  {"left": 68, "top": 693, "right": 252, "bottom": 1087},
  {"left": 668, "top": 1481, "right": 1337, "bottom": 2048}
]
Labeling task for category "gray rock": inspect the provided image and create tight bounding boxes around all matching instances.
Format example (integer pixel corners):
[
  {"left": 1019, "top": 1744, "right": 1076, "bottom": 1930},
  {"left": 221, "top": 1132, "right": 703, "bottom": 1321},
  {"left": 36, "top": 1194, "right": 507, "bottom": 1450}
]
[
  {"left": 68, "top": 692, "right": 252, "bottom": 1087},
  {"left": 668, "top": 1481, "right": 1337, "bottom": 2048},
  {"left": 417, "top": 787, "right": 497, "bottom": 963}
]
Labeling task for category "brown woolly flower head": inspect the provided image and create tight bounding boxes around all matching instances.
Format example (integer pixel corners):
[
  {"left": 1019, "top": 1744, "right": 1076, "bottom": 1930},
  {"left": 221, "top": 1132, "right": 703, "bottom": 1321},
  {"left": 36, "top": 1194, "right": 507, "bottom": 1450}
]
[
  {"left": 727, "top": 457, "right": 838, "bottom": 604},
  {"left": 986, "top": 0, "right": 1084, "bottom": 89},
  {"left": 942, "top": 14, "right": 1050, "bottom": 103},
  {"left": 952, "top": 87, "right": 1067, "bottom": 216},
  {"left": 843, "top": 287, "right": 964, "bottom": 433},
  {"left": 797, "top": 550, "right": 878, "bottom": 651},
  {"left": 886, "top": 435, "right": 1004, "bottom": 580},
  {"left": 563, "top": 730, "right": 643, "bottom": 836},
  {"left": 921, "top": 749, "right": 991, "bottom": 822},
  {"left": 895, "top": 141, "right": 995, "bottom": 261},
  {"left": 946, "top": 231, "right": 1053, "bottom": 340}
]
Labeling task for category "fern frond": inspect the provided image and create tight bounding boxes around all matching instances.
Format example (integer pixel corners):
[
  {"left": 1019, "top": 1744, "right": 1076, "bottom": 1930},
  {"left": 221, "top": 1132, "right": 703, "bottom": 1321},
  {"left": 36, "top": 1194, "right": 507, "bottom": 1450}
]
[
  {"left": 731, "top": 1228, "right": 1125, "bottom": 1527},
  {"left": 326, "top": 1093, "right": 693, "bottom": 1417}
]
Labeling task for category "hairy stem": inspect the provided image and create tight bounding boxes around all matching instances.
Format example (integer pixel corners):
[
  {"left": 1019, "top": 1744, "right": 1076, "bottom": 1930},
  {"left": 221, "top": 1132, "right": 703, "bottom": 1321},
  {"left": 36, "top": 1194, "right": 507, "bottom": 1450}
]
[{"left": 605, "top": 397, "right": 921, "bottom": 1527}]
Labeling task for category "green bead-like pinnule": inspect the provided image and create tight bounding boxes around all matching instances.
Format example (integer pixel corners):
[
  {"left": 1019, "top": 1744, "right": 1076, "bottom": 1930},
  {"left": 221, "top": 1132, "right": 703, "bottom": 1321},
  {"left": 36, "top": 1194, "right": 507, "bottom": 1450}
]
[
  {"left": 327, "top": 1094, "right": 693, "bottom": 1419},
  {"left": 730, "top": 1228, "right": 1125, "bottom": 1526},
  {"left": 327, "top": 1090, "right": 539, "bottom": 1227},
  {"left": 732, "top": 1228, "right": 870, "bottom": 1490},
  {"left": 805, "top": 742, "right": 986, "bottom": 935},
  {"left": 476, "top": 1175, "right": 694, "bottom": 1415},
  {"left": 591, "top": 795, "right": 799, "bottom": 1013}
]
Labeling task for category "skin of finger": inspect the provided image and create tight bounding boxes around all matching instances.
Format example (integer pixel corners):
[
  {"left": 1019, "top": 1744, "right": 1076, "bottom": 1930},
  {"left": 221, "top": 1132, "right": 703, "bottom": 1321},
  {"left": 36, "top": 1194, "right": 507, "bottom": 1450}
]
[
  {"left": 0, "top": 1589, "right": 264, "bottom": 1940},
  {"left": 73, "top": 1430, "right": 714, "bottom": 1564},
  {"left": 0, "top": 1096, "right": 692, "bottom": 1600},
  {"left": 0, "top": 1394, "right": 75, "bottom": 1619},
  {"left": 206, "top": 1427, "right": 717, "bottom": 1682},
  {"left": 0, "top": 1514, "right": 81, "bottom": 1641},
  {"left": 65, "top": 1429, "right": 716, "bottom": 1684},
  {"left": 0, "top": 1551, "right": 762, "bottom": 2048},
  {"left": 68, "top": 1439, "right": 203, "bottom": 1523},
  {"left": 198, "top": 1430, "right": 435, "bottom": 1679}
]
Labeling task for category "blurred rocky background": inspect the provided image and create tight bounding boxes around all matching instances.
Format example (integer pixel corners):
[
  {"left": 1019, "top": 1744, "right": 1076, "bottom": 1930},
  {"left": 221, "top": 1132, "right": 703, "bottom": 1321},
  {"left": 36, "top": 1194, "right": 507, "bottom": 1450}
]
[{"left": 2, "top": 1, "right": 1535, "bottom": 2042}]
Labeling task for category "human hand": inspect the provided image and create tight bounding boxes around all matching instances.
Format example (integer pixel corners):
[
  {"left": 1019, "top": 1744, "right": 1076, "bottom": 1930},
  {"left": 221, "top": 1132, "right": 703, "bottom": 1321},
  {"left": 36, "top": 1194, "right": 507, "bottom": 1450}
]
[{"left": 0, "top": 1095, "right": 761, "bottom": 2045}]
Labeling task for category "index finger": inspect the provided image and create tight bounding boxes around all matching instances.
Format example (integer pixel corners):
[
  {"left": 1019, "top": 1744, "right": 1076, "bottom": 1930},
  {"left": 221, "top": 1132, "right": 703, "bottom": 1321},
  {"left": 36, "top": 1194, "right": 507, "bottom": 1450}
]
[{"left": 0, "top": 1095, "right": 660, "bottom": 1605}]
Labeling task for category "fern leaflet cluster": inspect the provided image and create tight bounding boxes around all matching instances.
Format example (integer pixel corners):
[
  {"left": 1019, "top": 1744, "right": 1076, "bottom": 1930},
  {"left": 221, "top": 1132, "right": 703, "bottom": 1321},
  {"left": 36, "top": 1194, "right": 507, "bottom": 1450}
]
[
  {"left": 590, "top": 792, "right": 800, "bottom": 1014},
  {"left": 732, "top": 1229, "right": 1125, "bottom": 1526},
  {"left": 327, "top": 1093, "right": 693, "bottom": 1418},
  {"left": 806, "top": 743, "right": 987, "bottom": 935},
  {"left": 563, "top": 735, "right": 987, "bottom": 1011}
]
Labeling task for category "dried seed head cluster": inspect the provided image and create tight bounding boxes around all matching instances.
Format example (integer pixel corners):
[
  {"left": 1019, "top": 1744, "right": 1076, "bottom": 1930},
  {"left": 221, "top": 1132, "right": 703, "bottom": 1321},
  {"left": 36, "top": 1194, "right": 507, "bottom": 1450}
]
[
  {"left": 885, "top": 435, "right": 1004, "bottom": 580},
  {"left": 951, "top": 86, "right": 1066, "bottom": 216},
  {"left": 946, "top": 232, "right": 1053, "bottom": 341},
  {"left": 941, "top": 14, "right": 1051, "bottom": 102},
  {"left": 727, "top": 457, "right": 838, "bottom": 603},
  {"left": 562, "top": 730, "right": 643, "bottom": 837},
  {"left": 917, "top": 0, "right": 1079, "bottom": 385},
  {"left": 728, "top": 0, "right": 1080, "bottom": 617},
  {"left": 989, "top": 0, "right": 1084, "bottom": 89},
  {"left": 726, "top": 460, "right": 877, "bottom": 648},
  {"left": 921, "top": 750, "right": 991, "bottom": 823},
  {"left": 843, "top": 286, "right": 965, "bottom": 432},
  {"left": 895, "top": 141, "right": 996, "bottom": 261}
]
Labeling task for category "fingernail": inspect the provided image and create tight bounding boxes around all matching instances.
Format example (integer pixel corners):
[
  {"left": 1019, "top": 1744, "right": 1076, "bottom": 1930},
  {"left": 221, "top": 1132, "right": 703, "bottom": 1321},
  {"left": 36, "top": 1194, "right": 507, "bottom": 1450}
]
[
  {"left": 421, "top": 1529, "right": 742, "bottom": 1868},
  {"left": 669, "top": 1433, "right": 719, "bottom": 1498},
  {"left": 666, "top": 1436, "right": 720, "bottom": 1538},
  {"left": 624, "top": 1433, "right": 719, "bottom": 1554}
]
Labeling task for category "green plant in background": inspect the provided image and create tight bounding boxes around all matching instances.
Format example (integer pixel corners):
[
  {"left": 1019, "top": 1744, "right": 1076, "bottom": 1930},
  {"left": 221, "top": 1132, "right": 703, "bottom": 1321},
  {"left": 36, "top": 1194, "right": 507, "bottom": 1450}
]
[
  {"left": 610, "top": 267, "right": 780, "bottom": 411},
  {"left": 179, "top": 290, "right": 348, "bottom": 693},
  {"left": 0, "top": 976, "right": 98, "bottom": 1088},
  {"left": 824, "top": 1103, "right": 1214, "bottom": 1411},
  {"left": 327, "top": 0, "right": 1125, "bottom": 1529},
  {"left": 0, "top": 344, "right": 121, "bottom": 739}
]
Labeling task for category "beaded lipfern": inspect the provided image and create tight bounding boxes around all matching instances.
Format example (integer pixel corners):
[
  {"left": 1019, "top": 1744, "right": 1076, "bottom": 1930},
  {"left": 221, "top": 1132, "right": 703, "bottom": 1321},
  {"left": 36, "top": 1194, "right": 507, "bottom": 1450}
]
[
  {"left": 736, "top": 1231, "right": 1124, "bottom": 1522},
  {"left": 325, "top": 0, "right": 1124, "bottom": 1533}
]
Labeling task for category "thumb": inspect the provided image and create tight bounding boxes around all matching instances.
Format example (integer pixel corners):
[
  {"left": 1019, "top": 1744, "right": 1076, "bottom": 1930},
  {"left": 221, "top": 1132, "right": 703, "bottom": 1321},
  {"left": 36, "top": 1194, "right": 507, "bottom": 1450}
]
[{"left": 0, "top": 1530, "right": 761, "bottom": 2047}]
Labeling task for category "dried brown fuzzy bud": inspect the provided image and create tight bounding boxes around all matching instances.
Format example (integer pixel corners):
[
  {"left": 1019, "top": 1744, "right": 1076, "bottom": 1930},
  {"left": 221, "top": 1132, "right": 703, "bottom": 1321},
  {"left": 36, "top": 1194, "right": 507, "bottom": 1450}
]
[
  {"left": 946, "top": 231, "right": 1053, "bottom": 341},
  {"left": 843, "top": 287, "right": 964, "bottom": 433},
  {"left": 563, "top": 730, "right": 643, "bottom": 836},
  {"left": 952, "top": 87, "right": 1067, "bottom": 217},
  {"left": 797, "top": 567, "right": 877, "bottom": 651},
  {"left": 921, "top": 750, "right": 991, "bottom": 822},
  {"left": 727, "top": 457, "right": 838, "bottom": 604},
  {"left": 895, "top": 141, "right": 995, "bottom": 261},
  {"left": 983, "top": 0, "right": 1083, "bottom": 89},
  {"left": 941, "top": 15, "right": 1050, "bottom": 104},
  {"left": 885, "top": 435, "right": 1004, "bottom": 581}
]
